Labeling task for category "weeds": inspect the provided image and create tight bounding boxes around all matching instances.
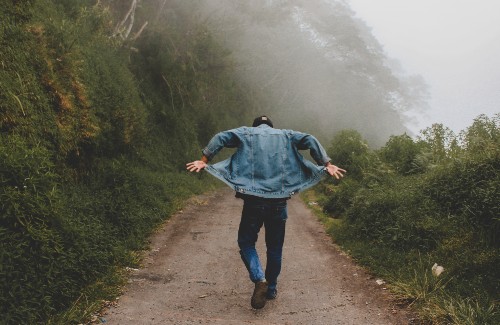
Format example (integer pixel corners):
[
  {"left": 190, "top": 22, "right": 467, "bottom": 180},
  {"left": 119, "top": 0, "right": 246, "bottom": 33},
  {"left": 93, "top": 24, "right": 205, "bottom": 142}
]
[
  {"left": 314, "top": 117, "right": 499, "bottom": 324},
  {"left": 440, "top": 297, "right": 498, "bottom": 325},
  {"left": 390, "top": 255, "right": 452, "bottom": 308}
]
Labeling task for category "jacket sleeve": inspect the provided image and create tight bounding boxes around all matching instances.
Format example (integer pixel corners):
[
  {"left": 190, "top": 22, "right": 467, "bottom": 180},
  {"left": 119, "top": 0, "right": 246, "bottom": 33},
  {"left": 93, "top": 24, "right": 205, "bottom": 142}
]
[
  {"left": 290, "top": 131, "right": 331, "bottom": 166},
  {"left": 202, "top": 128, "right": 242, "bottom": 161}
]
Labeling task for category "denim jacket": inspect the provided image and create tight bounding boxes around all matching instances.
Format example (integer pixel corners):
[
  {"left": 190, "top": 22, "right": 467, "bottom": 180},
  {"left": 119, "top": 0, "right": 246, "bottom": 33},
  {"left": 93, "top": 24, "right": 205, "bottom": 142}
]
[{"left": 202, "top": 124, "right": 331, "bottom": 199}]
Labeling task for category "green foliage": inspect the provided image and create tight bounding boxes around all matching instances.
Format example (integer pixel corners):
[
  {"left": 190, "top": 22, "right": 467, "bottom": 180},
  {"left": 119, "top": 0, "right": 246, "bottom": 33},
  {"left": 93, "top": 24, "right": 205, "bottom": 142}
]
[
  {"left": 439, "top": 297, "right": 498, "bottom": 325},
  {"left": 323, "top": 129, "right": 394, "bottom": 216},
  {"left": 461, "top": 113, "right": 500, "bottom": 157},
  {"left": 390, "top": 255, "right": 452, "bottom": 307},
  {"left": 1, "top": 0, "right": 251, "bottom": 323},
  {"left": 418, "top": 123, "right": 457, "bottom": 162},
  {"left": 0, "top": 135, "right": 62, "bottom": 324},
  {"left": 378, "top": 133, "right": 427, "bottom": 175},
  {"left": 321, "top": 178, "right": 360, "bottom": 216},
  {"left": 336, "top": 175, "right": 444, "bottom": 252},
  {"left": 318, "top": 115, "right": 499, "bottom": 324},
  {"left": 327, "top": 129, "right": 372, "bottom": 180},
  {"left": 425, "top": 155, "right": 499, "bottom": 237}
]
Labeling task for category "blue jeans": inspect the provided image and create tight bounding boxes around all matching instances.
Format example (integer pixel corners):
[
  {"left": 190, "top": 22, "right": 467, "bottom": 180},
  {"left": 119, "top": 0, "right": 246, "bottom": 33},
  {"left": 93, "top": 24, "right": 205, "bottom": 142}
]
[{"left": 237, "top": 199, "right": 288, "bottom": 291}]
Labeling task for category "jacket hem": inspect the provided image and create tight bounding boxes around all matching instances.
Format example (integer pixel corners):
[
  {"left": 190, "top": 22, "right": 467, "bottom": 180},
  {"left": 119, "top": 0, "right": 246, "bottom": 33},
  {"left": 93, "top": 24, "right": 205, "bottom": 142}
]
[{"left": 205, "top": 165, "right": 326, "bottom": 199}]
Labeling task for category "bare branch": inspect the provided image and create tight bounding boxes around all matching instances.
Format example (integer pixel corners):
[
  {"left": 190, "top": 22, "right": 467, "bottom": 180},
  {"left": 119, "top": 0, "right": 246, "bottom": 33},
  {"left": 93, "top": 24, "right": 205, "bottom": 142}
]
[
  {"left": 175, "top": 82, "right": 185, "bottom": 110},
  {"left": 162, "top": 74, "right": 176, "bottom": 112},
  {"left": 122, "top": 0, "right": 137, "bottom": 39},
  {"left": 113, "top": 0, "right": 138, "bottom": 39},
  {"left": 130, "top": 21, "right": 148, "bottom": 41},
  {"left": 155, "top": 0, "right": 168, "bottom": 24}
]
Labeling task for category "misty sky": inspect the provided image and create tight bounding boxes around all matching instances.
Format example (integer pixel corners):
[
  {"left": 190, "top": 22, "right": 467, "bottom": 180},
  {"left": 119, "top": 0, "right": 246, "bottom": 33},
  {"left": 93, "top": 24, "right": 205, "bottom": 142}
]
[{"left": 347, "top": 0, "right": 500, "bottom": 134}]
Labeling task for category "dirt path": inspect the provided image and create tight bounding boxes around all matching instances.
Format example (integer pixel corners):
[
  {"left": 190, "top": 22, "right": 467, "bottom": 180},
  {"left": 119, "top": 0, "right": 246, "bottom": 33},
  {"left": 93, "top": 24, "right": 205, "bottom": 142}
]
[{"left": 103, "top": 188, "right": 411, "bottom": 324}]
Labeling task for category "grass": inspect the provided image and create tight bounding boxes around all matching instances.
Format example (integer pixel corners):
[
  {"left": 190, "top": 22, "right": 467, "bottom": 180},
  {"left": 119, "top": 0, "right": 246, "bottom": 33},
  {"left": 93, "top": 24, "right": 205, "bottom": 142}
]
[
  {"left": 46, "top": 266, "right": 128, "bottom": 325},
  {"left": 302, "top": 187, "right": 499, "bottom": 325},
  {"left": 300, "top": 189, "right": 340, "bottom": 235}
]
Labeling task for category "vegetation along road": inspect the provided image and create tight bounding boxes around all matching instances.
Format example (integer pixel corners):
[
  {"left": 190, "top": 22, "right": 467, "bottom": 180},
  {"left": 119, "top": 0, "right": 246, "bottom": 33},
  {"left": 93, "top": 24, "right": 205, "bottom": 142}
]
[{"left": 104, "top": 189, "right": 412, "bottom": 324}]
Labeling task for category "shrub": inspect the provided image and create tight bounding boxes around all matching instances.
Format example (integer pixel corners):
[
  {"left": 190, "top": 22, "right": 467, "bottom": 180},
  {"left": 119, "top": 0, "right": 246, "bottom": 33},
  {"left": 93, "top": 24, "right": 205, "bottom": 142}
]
[
  {"left": 0, "top": 135, "right": 64, "bottom": 323},
  {"left": 378, "top": 133, "right": 426, "bottom": 175},
  {"left": 320, "top": 114, "right": 499, "bottom": 324},
  {"left": 327, "top": 129, "right": 371, "bottom": 181}
]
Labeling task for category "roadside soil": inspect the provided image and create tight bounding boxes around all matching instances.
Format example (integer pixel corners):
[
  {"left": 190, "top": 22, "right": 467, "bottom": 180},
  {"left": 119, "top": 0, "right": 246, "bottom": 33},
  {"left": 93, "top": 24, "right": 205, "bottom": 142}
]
[{"left": 103, "top": 188, "right": 413, "bottom": 324}]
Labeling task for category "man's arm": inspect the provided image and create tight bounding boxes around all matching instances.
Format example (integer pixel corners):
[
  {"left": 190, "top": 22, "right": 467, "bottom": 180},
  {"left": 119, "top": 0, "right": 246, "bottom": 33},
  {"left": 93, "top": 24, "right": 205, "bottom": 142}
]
[
  {"left": 186, "top": 128, "right": 241, "bottom": 173},
  {"left": 290, "top": 131, "right": 346, "bottom": 179},
  {"left": 290, "top": 131, "right": 331, "bottom": 165},
  {"left": 201, "top": 129, "right": 241, "bottom": 161}
]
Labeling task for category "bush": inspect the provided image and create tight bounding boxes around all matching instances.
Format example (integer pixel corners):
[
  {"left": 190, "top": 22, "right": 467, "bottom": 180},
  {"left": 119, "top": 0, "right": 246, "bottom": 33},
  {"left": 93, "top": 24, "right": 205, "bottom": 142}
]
[
  {"left": 378, "top": 133, "right": 426, "bottom": 175},
  {"left": 0, "top": 135, "right": 64, "bottom": 323},
  {"left": 327, "top": 129, "right": 371, "bottom": 180},
  {"left": 322, "top": 178, "right": 360, "bottom": 216},
  {"left": 318, "top": 115, "right": 499, "bottom": 324}
]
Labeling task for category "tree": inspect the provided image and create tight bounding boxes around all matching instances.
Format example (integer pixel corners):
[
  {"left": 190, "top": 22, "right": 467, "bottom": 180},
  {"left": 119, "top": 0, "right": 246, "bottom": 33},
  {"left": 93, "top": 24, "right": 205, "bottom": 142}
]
[
  {"left": 328, "top": 129, "right": 371, "bottom": 180},
  {"left": 461, "top": 113, "right": 499, "bottom": 156},
  {"left": 418, "top": 123, "right": 456, "bottom": 161},
  {"left": 378, "top": 133, "right": 425, "bottom": 175},
  {"left": 170, "top": 0, "right": 426, "bottom": 145}
]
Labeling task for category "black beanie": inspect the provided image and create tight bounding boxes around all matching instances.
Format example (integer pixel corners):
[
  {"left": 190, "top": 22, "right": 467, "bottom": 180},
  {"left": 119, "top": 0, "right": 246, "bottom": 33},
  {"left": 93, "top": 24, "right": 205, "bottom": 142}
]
[{"left": 252, "top": 115, "right": 274, "bottom": 128}]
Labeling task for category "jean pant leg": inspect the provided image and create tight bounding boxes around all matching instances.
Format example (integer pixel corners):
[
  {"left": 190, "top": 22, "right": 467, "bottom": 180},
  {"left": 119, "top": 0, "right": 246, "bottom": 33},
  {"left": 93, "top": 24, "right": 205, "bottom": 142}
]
[
  {"left": 264, "top": 203, "right": 288, "bottom": 290},
  {"left": 237, "top": 201, "right": 265, "bottom": 283}
]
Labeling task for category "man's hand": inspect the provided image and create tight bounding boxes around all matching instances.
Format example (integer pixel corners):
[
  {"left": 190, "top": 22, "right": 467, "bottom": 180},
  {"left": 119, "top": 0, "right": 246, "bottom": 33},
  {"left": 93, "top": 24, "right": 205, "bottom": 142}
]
[
  {"left": 325, "top": 162, "right": 346, "bottom": 179},
  {"left": 186, "top": 160, "right": 207, "bottom": 173}
]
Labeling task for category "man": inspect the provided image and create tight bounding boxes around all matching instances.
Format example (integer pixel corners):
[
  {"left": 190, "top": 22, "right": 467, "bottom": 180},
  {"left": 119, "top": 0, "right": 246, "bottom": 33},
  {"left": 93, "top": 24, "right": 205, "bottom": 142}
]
[{"left": 186, "top": 116, "right": 345, "bottom": 309}]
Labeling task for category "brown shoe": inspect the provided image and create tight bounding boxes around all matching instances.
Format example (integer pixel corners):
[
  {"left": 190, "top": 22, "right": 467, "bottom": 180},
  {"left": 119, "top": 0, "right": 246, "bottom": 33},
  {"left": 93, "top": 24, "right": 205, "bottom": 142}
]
[{"left": 251, "top": 281, "right": 268, "bottom": 309}]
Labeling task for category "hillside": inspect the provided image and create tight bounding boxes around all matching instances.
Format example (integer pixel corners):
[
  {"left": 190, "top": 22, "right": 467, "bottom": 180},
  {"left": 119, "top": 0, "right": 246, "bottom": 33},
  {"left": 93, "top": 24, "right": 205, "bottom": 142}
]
[{"left": 1, "top": 1, "right": 254, "bottom": 323}]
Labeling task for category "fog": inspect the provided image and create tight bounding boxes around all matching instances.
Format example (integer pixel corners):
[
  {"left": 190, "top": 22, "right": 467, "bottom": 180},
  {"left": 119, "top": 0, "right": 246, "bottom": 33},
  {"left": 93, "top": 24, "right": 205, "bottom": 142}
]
[
  {"left": 170, "top": 0, "right": 429, "bottom": 145},
  {"left": 348, "top": 0, "right": 500, "bottom": 134}
]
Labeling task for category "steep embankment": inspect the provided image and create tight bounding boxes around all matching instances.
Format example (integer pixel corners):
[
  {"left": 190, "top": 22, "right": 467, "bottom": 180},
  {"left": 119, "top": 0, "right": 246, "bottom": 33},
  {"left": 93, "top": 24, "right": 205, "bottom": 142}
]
[{"left": 1, "top": 1, "right": 252, "bottom": 323}]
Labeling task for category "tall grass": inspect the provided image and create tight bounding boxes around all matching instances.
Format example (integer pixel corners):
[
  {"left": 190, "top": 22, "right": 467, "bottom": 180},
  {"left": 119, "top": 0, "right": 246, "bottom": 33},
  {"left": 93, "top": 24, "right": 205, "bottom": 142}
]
[{"left": 315, "top": 116, "right": 499, "bottom": 324}]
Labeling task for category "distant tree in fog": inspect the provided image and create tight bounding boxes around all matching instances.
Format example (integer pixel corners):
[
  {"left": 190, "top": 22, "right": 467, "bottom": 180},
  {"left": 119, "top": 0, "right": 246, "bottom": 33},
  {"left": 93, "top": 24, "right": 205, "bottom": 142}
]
[{"left": 150, "top": 0, "right": 429, "bottom": 145}]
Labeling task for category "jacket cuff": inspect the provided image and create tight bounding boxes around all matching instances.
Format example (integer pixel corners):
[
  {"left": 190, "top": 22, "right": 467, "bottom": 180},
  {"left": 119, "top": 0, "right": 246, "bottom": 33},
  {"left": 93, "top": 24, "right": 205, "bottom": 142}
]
[
  {"left": 317, "top": 156, "right": 331, "bottom": 166},
  {"left": 202, "top": 148, "right": 214, "bottom": 161}
]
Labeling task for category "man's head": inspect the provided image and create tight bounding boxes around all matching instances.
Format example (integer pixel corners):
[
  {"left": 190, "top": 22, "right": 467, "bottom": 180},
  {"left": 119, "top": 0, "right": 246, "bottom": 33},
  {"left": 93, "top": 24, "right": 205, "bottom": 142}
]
[{"left": 252, "top": 115, "right": 274, "bottom": 128}]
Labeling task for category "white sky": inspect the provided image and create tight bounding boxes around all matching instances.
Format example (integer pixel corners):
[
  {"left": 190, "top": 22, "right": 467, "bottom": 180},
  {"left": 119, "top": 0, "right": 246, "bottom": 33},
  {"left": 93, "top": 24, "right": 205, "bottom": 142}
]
[{"left": 347, "top": 0, "right": 500, "bottom": 134}]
